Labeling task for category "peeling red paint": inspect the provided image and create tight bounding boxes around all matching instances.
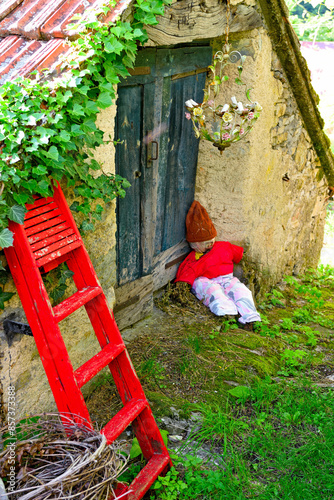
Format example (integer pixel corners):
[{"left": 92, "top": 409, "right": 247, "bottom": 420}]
[{"left": 0, "top": 0, "right": 133, "bottom": 83}]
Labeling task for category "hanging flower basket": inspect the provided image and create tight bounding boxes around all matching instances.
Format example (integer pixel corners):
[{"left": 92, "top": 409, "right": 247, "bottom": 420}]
[{"left": 185, "top": 41, "right": 263, "bottom": 154}]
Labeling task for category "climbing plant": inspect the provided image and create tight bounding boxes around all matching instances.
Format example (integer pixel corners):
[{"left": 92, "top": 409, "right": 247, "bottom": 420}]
[
  {"left": 0, "top": 0, "right": 172, "bottom": 307},
  {"left": 0, "top": 0, "right": 172, "bottom": 248}
]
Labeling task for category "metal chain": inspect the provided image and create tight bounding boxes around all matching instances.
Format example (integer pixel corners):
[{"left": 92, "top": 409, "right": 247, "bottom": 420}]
[{"left": 224, "top": 0, "right": 231, "bottom": 49}]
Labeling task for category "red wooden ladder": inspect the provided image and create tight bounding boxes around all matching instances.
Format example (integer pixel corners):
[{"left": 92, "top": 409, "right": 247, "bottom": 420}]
[{"left": 4, "top": 182, "right": 171, "bottom": 500}]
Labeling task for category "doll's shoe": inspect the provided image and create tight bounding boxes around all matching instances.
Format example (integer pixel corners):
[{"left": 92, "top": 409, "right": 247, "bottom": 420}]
[{"left": 241, "top": 322, "right": 255, "bottom": 331}]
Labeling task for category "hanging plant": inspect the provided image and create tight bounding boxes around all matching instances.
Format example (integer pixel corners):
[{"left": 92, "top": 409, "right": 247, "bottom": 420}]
[{"left": 185, "top": 0, "right": 262, "bottom": 153}]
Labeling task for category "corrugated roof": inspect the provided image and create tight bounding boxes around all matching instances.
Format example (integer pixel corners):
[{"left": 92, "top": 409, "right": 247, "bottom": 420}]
[{"left": 0, "top": 0, "right": 133, "bottom": 84}]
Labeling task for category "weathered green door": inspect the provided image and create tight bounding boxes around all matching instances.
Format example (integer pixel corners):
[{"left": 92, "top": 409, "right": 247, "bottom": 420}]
[{"left": 114, "top": 46, "right": 212, "bottom": 327}]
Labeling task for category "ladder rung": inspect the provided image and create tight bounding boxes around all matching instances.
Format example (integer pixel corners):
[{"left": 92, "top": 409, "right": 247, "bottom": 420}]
[
  {"left": 36, "top": 238, "right": 82, "bottom": 267},
  {"left": 25, "top": 215, "right": 67, "bottom": 237},
  {"left": 25, "top": 196, "right": 54, "bottom": 210},
  {"left": 25, "top": 201, "right": 58, "bottom": 221},
  {"left": 34, "top": 233, "right": 79, "bottom": 259},
  {"left": 74, "top": 343, "right": 125, "bottom": 388},
  {"left": 127, "top": 454, "right": 171, "bottom": 500},
  {"left": 101, "top": 399, "right": 148, "bottom": 444},
  {"left": 28, "top": 221, "right": 71, "bottom": 245},
  {"left": 24, "top": 207, "right": 62, "bottom": 228},
  {"left": 53, "top": 286, "right": 103, "bottom": 323},
  {"left": 31, "top": 228, "right": 76, "bottom": 252}
]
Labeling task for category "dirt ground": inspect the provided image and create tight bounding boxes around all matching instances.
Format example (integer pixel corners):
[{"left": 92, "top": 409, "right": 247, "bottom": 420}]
[{"left": 86, "top": 276, "right": 334, "bottom": 428}]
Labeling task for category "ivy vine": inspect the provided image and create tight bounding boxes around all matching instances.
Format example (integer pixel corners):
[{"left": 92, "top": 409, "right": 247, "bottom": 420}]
[{"left": 0, "top": 0, "right": 172, "bottom": 307}]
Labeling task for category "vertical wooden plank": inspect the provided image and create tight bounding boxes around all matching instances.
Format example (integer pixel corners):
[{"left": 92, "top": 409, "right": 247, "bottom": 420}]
[
  {"left": 141, "top": 80, "right": 157, "bottom": 275},
  {"left": 153, "top": 76, "right": 171, "bottom": 256},
  {"left": 115, "top": 85, "right": 143, "bottom": 285},
  {"left": 160, "top": 71, "right": 207, "bottom": 251}
]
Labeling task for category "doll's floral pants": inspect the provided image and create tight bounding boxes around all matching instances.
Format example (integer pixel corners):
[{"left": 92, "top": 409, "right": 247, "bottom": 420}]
[{"left": 192, "top": 274, "right": 261, "bottom": 324}]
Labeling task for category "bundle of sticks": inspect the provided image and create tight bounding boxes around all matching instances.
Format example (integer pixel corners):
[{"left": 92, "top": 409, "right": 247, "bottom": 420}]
[{"left": 0, "top": 412, "right": 129, "bottom": 500}]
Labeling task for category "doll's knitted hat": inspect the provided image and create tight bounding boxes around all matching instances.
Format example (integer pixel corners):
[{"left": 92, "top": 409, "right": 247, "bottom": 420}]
[{"left": 186, "top": 201, "right": 217, "bottom": 242}]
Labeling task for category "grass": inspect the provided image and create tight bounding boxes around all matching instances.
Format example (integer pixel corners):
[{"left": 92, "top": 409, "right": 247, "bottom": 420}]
[{"left": 105, "top": 263, "right": 334, "bottom": 499}]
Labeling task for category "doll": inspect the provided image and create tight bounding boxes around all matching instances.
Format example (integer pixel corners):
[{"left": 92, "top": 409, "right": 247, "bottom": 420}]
[{"left": 175, "top": 201, "right": 261, "bottom": 326}]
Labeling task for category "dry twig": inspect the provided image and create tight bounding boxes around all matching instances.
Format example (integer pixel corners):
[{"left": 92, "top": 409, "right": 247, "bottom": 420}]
[{"left": 0, "top": 413, "right": 129, "bottom": 499}]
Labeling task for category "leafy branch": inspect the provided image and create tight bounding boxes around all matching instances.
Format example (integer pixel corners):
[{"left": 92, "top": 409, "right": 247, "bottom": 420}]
[
  {"left": 0, "top": 0, "right": 172, "bottom": 309},
  {"left": 0, "top": 0, "right": 172, "bottom": 247}
]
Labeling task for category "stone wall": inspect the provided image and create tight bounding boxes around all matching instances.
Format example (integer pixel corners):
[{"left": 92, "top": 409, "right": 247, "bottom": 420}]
[
  {"left": 195, "top": 28, "right": 327, "bottom": 295},
  {"left": 0, "top": 104, "right": 118, "bottom": 420}
]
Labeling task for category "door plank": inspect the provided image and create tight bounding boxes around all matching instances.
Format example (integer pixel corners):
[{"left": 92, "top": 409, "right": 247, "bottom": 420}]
[
  {"left": 153, "top": 240, "right": 190, "bottom": 291},
  {"left": 156, "top": 72, "right": 207, "bottom": 253},
  {"left": 116, "top": 85, "right": 143, "bottom": 285},
  {"left": 141, "top": 81, "right": 156, "bottom": 276},
  {"left": 114, "top": 275, "right": 153, "bottom": 330}
]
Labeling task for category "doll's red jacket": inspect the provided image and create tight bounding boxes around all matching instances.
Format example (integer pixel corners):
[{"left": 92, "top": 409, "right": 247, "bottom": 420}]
[{"left": 175, "top": 241, "right": 244, "bottom": 287}]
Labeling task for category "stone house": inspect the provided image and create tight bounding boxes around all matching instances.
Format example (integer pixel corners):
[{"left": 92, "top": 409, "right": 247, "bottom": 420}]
[{"left": 0, "top": 0, "right": 333, "bottom": 419}]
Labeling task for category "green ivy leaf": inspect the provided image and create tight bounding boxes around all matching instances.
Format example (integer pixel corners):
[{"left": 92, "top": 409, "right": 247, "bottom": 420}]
[
  {"left": 44, "top": 145, "right": 59, "bottom": 161},
  {"left": 13, "top": 192, "right": 31, "bottom": 205},
  {"left": 0, "top": 228, "right": 14, "bottom": 248},
  {"left": 32, "top": 166, "right": 48, "bottom": 176},
  {"left": 129, "top": 438, "right": 142, "bottom": 459},
  {"left": 104, "top": 38, "right": 124, "bottom": 55},
  {"left": 82, "top": 119, "right": 97, "bottom": 133},
  {"left": 72, "top": 103, "right": 85, "bottom": 116},
  {"left": 7, "top": 205, "right": 27, "bottom": 225},
  {"left": 97, "top": 92, "right": 113, "bottom": 109},
  {"left": 0, "top": 289, "right": 15, "bottom": 309},
  {"left": 81, "top": 220, "right": 95, "bottom": 231},
  {"left": 246, "top": 88, "right": 253, "bottom": 101},
  {"left": 59, "top": 130, "right": 72, "bottom": 142}
]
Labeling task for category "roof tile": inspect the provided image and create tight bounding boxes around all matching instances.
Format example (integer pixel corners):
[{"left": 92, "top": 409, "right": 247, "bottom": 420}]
[
  {"left": 0, "top": 0, "right": 68, "bottom": 39},
  {"left": 41, "top": 0, "right": 107, "bottom": 39},
  {"left": 0, "top": 0, "right": 133, "bottom": 84},
  {"left": 0, "top": 0, "right": 24, "bottom": 22}
]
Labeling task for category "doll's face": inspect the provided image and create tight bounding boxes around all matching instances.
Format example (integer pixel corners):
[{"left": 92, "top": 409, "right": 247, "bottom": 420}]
[
  {"left": 190, "top": 238, "right": 216, "bottom": 253},
  {"left": 204, "top": 239, "right": 215, "bottom": 251}
]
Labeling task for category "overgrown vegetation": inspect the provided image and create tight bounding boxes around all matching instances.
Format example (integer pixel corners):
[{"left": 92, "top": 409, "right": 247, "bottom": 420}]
[
  {"left": 0, "top": 0, "right": 172, "bottom": 310},
  {"left": 287, "top": 0, "right": 334, "bottom": 41},
  {"left": 87, "top": 264, "right": 334, "bottom": 499},
  {"left": 0, "top": 0, "right": 172, "bottom": 249}
]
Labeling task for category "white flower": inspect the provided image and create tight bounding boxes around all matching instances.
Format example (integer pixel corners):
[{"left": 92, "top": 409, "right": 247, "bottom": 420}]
[
  {"left": 237, "top": 102, "right": 243, "bottom": 113},
  {"left": 222, "top": 104, "right": 229, "bottom": 112},
  {"left": 231, "top": 96, "right": 237, "bottom": 106},
  {"left": 185, "top": 99, "right": 199, "bottom": 108}
]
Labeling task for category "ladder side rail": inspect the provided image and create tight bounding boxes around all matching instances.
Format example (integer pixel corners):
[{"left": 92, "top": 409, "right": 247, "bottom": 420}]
[
  {"left": 5, "top": 221, "right": 93, "bottom": 426},
  {"left": 52, "top": 182, "right": 84, "bottom": 241},
  {"left": 66, "top": 251, "right": 146, "bottom": 400},
  {"left": 131, "top": 405, "right": 172, "bottom": 461},
  {"left": 65, "top": 250, "right": 122, "bottom": 345},
  {"left": 64, "top": 249, "right": 162, "bottom": 459},
  {"left": 127, "top": 454, "right": 171, "bottom": 500},
  {"left": 4, "top": 244, "right": 72, "bottom": 416}
]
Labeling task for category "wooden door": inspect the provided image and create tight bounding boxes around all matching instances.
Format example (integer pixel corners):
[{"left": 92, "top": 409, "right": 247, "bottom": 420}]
[{"left": 114, "top": 46, "right": 212, "bottom": 328}]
